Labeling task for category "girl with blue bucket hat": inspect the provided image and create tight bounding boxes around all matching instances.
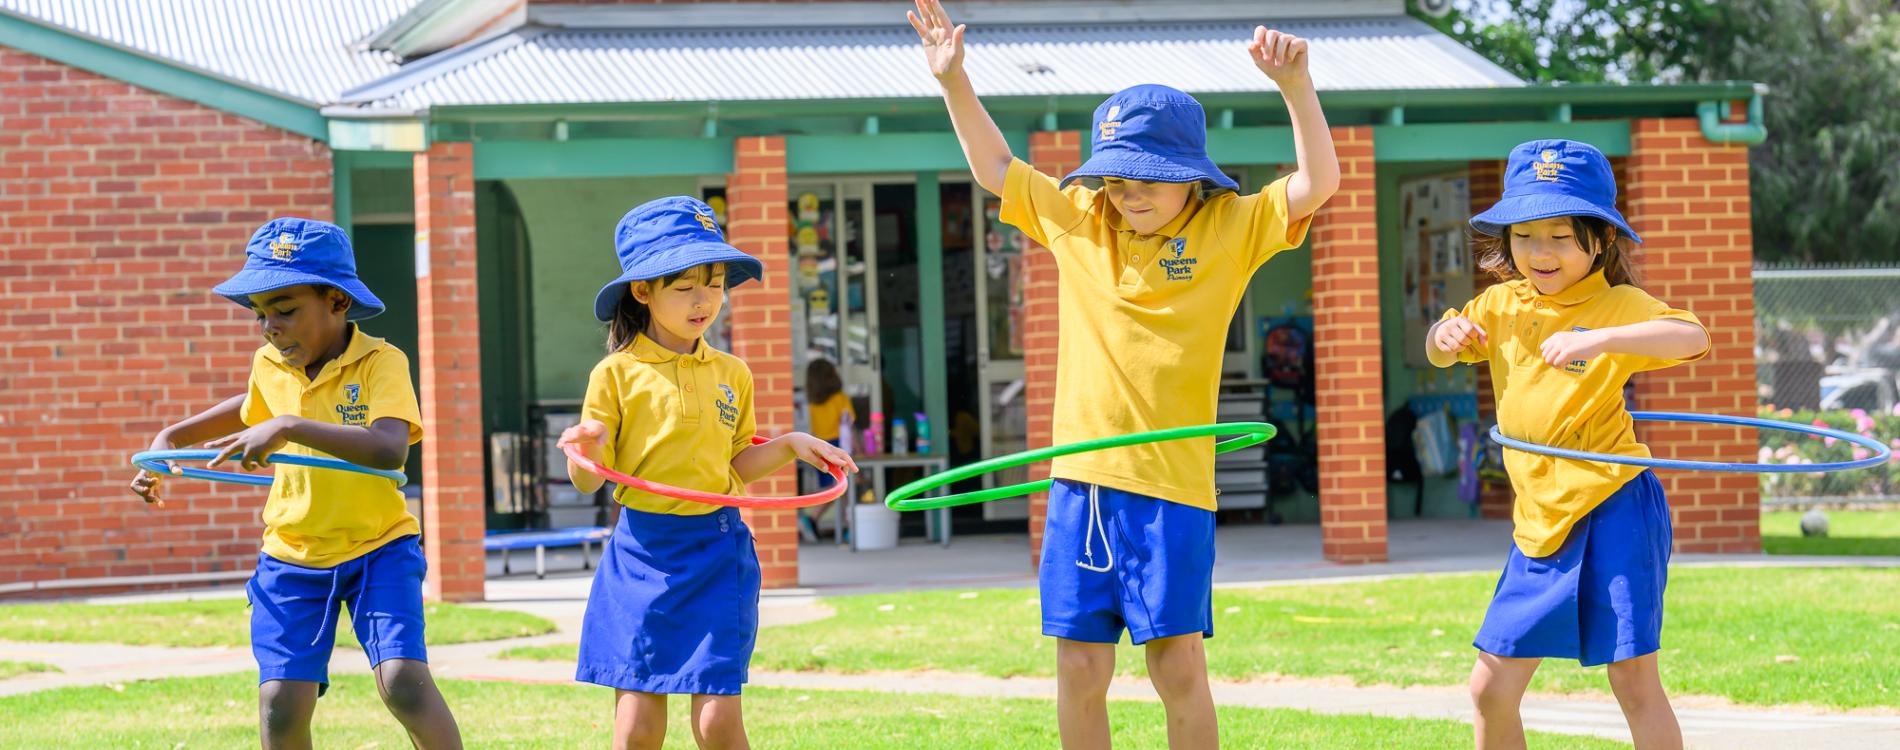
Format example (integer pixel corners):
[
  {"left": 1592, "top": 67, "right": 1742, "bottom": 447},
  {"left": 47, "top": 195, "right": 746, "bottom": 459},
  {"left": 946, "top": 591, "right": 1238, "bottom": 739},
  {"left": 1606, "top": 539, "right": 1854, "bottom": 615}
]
[
  {"left": 559, "top": 196, "right": 857, "bottom": 749},
  {"left": 910, "top": 0, "right": 1340, "bottom": 746},
  {"left": 1427, "top": 140, "right": 1709, "bottom": 749}
]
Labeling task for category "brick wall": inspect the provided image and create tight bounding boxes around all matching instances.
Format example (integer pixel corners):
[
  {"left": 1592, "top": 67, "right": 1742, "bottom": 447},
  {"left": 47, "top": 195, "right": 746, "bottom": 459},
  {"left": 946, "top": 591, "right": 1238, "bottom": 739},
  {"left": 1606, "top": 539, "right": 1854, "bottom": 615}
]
[
  {"left": 725, "top": 136, "right": 801, "bottom": 588},
  {"left": 0, "top": 48, "right": 332, "bottom": 592},
  {"left": 1311, "top": 126, "right": 1387, "bottom": 563},
  {"left": 1022, "top": 130, "right": 1081, "bottom": 568},
  {"left": 1465, "top": 158, "right": 1513, "bottom": 520}
]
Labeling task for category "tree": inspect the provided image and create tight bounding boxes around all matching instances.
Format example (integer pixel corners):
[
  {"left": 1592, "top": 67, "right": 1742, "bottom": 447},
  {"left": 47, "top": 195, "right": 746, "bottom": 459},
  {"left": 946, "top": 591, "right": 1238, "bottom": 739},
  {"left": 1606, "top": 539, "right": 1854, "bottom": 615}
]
[{"left": 1411, "top": 0, "right": 1900, "bottom": 264}]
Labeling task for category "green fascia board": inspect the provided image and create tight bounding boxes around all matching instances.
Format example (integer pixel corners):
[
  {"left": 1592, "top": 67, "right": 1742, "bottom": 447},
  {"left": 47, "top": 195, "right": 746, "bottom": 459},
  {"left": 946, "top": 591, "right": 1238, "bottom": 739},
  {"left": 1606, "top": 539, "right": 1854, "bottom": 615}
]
[
  {"left": 0, "top": 8, "right": 327, "bottom": 141},
  {"left": 1204, "top": 127, "right": 1296, "bottom": 166},
  {"left": 472, "top": 138, "right": 734, "bottom": 179},
  {"left": 342, "top": 149, "right": 418, "bottom": 170},
  {"left": 1373, "top": 120, "right": 1632, "bottom": 162},
  {"left": 785, "top": 131, "right": 1028, "bottom": 174}
]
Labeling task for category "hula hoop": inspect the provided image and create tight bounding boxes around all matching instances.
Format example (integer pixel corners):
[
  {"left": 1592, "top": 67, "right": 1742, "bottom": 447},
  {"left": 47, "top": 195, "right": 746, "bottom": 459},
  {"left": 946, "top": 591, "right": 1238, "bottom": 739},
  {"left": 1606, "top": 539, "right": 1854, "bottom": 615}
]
[
  {"left": 562, "top": 435, "right": 848, "bottom": 509},
  {"left": 1490, "top": 411, "right": 1893, "bottom": 473},
  {"left": 884, "top": 422, "right": 1276, "bottom": 511},
  {"left": 131, "top": 449, "right": 408, "bottom": 487}
]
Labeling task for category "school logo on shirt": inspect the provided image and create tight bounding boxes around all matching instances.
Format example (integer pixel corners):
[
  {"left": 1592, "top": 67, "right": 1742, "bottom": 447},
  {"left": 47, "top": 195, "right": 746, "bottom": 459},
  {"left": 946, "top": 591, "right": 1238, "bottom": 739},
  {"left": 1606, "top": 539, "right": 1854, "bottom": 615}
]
[
  {"left": 714, "top": 384, "right": 739, "bottom": 430},
  {"left": 1099, "top": 105, "right": 1123, "bottom": 141},
  {"left": 267, "top": 232, "right": 297, "bottom": 260},
  {"left": 1534, "top": 149, "right": 1564, "bottom": 182},
  {"left": 334, "top": 383, "right": 369, "bottom": 425},
  {"left": 1562, "top": 327, "right": 1591, "bottom": 373},
  {"left": 1159, "top": 237, "right": 1197, "bottom": 281}
]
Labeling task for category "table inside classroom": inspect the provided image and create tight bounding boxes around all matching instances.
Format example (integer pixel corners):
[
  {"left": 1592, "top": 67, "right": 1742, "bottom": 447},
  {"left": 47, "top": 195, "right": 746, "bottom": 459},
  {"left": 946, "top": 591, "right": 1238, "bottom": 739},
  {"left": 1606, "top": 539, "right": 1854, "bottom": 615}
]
[{"left": 835, "top": 453, "right": 952, "bottom": 550}]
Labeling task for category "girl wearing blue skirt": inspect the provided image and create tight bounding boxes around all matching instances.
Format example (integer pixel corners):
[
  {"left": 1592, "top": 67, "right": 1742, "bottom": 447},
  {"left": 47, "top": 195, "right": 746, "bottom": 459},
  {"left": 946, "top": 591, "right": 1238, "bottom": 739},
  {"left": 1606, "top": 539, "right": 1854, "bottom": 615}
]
[
  {"left": 1427, "top": 140, "right": 1709, "bottom": 750},
  {"left": 561, "top": 196, "right": 857, "bottom": 750}
]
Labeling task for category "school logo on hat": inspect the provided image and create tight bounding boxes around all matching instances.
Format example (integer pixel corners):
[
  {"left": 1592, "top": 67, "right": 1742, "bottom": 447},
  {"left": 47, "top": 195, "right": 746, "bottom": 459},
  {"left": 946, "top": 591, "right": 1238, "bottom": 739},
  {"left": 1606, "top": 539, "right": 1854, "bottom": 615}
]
[
  {"left": 344, "top": 383, "right": 361, "bottom": 404},
  {"left": 1160, "top": 237, "right": 1197, "bottom": 281},
  {"left": 695, "top": 210, "right": 718, "bottom": 234},
  {"left": 1535, "top": 150, "right": 1564, "bottom": 182},
  {"left": 1099, "top": 104, "right": 1123, "bottom": 141},
  {"left": 268, "top": 232, "right": 297, "bottom": 260}
]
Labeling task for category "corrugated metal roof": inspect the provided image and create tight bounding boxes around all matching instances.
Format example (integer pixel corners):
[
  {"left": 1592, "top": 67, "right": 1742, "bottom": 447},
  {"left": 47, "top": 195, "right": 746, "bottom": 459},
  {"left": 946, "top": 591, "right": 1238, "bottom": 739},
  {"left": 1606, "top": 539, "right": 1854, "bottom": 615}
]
[
  {"left": 340, "top": 15, "right": 1521, "bottom": 113},
  {"left": 0, "top": 0, "right": 419, "bottom": 104}
]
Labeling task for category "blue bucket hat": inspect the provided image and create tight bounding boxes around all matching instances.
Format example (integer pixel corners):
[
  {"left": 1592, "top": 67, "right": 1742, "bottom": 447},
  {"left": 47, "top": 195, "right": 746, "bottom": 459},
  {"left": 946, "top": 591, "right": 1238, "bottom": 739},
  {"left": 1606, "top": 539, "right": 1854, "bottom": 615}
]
[
  {"left": 592, "top": 196, "right": 766, "bottom": 322},
  {"left": 1061, "top": 84, "right": 1239, "bottom": 193},
  {"left": 212, "top": 217, "right": 384, "bottom": 320},
  {"left": 1471, "top": 139, "right": 1641, "bottom": 244}
]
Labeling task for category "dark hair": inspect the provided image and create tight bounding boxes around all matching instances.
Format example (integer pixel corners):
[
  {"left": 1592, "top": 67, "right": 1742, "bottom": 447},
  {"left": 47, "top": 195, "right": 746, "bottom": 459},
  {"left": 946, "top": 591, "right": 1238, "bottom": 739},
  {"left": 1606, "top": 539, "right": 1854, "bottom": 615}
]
[
  {"left": 1475, "top": 215, "right": 1639, "bottom": 287},
  {"left": 806, "top": 358, "right": 843, "bottom": 405},
  {"left": 604, "top": 264, "right": 721, "bottom": 352}
]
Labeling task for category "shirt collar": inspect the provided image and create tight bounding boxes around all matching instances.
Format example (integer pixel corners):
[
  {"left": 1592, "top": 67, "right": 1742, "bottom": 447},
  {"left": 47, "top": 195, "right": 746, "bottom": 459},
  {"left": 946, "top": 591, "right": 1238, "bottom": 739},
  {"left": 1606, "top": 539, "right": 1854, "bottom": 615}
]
[
  {"left": 1515, "top": 269, "right": 1611, "bottom": 306},
  {"left": 627, "top": 332, "right": 717, "bottom": 364},
  {"left": 262, "top": 323, "right": 380, "bottom": 382}
]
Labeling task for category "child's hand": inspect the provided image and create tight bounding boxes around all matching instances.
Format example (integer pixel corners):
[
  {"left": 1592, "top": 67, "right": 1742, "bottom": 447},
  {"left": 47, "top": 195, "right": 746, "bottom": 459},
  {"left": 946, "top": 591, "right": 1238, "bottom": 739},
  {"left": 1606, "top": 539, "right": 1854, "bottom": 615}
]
[
  {"left": 559, "top": 420, "right": 608, "bottom": 453},
  {"left": 907, "top": 0, "right": 966, "bottom": 80},
  {"left": 1432, "top": 315, "right": 1488, "bottom": 355},
  {"left": 1247, "top": 26, "right": 1310, "bottom": 86},
  {"left": 1540, "top": 329, "right": 1610, "bottom": 369},
  {"left": 205, "top": 417, "right": 293, "bottom": 471},
  {"left": 130, "top": 435, "right": 180, "bottom": 507},
  {"left": 790, "top": 434, "right": 859, "bottom": 476}
]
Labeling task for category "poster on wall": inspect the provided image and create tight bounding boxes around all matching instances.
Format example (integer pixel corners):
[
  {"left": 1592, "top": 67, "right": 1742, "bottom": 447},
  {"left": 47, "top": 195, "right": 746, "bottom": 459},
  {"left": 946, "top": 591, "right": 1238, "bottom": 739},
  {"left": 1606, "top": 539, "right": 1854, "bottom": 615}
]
[{"left": 1400, "top": 172, "right": 1474, "bottom": 368}]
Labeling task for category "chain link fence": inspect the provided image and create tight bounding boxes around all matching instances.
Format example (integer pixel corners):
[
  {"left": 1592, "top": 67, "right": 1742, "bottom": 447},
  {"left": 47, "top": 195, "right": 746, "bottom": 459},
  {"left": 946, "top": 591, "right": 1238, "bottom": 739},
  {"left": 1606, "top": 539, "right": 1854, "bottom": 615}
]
[{"left": 1754, "top": 265, "right": 1900, "bottom": 505}]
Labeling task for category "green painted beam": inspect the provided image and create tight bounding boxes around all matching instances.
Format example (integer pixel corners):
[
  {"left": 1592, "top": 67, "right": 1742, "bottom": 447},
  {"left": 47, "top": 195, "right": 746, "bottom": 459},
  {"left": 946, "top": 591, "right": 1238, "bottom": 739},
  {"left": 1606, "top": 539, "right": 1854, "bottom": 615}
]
[
  {"left": 0, "top": 9, "right": 326, "bottom": 140},
  {"left": 332, "top": 151, "right": 354, "bottom": 241},
  {"left": 1373, "top": 120, "right": 1631, "bottom": 162},
  {"left": 914, "top": 172, "right": 948, "bottom": 460},
  {"left": 472, "top": 138, "right": 734, "bottom": 179},
  {"left": 1204, "top": 126, "right": 1296, "bottom": 166},
  {"left": 344, "top": 149, "right": 417, "bottom": 170},
  {"left": 786, "top": 132, "right": 1028, "bottom": 174}
]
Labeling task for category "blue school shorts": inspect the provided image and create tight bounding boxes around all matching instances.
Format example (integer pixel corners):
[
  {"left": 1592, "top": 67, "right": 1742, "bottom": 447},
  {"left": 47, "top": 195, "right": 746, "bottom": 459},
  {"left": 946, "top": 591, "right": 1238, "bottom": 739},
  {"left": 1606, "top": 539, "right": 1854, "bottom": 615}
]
[
  {"left": 1038, "top": 479, "right": 1216, "bottom": 645},
  {"left": 248, "top": 535, "right": 430, "bottom": 693}
]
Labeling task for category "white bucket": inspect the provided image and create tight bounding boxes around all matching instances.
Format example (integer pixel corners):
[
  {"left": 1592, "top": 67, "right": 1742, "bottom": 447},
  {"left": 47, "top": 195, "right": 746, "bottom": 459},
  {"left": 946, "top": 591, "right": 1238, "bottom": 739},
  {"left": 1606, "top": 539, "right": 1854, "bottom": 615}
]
[{"left": 852, "top": 501, "right": 899, "bottom": 550}]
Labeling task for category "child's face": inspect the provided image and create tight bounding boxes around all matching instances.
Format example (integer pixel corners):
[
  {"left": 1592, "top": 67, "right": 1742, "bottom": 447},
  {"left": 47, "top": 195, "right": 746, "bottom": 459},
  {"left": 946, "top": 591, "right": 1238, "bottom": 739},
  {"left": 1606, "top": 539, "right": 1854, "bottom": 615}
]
[
  {"left": 633, "top": 264, "right": 727, "bottom": 346},
  {"left": 1103, "top": 177, "right": 1194, "bottom": 235},
  {"left": 247, "top": 284, "right": 350, "bottom": 370},
  {"left": 1509, "top": 218, "right": 1596, "bottom": 295}
]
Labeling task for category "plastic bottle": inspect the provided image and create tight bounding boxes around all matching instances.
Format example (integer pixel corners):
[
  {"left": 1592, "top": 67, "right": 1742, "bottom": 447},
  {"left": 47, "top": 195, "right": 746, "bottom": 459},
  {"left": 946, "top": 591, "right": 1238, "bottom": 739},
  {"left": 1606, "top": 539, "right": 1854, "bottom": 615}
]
[
  {"left": 865, "top": 412, "right": 884, "bottom": 456},
  {"left": 891, "top": 418, "right": 910, "bottom": 456},
  {"left": 913, "top": 412, "right": 932, "bottom": 455},
  {"left": 837, "top": 410, "right": 855, "bottom": 454}
]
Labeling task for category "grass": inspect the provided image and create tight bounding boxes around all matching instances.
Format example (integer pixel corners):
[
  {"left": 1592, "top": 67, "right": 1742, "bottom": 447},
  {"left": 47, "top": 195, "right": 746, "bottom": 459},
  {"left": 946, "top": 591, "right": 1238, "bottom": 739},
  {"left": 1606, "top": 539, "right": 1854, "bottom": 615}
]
[
  {"left": 508, "top": 567, "right": 1900, "bottom": 710},
  {"left": 0, "top": 672, "right": 1628, "bottom": 749},
  {"left": 1762, "top": 509, "right": 1900, "bottom": 556},
  {"left": 0, "top": 599, "right": 555, "bottom": 649},
  {"left": 0, "top": 660, "right": 59, "bottom": 680}
]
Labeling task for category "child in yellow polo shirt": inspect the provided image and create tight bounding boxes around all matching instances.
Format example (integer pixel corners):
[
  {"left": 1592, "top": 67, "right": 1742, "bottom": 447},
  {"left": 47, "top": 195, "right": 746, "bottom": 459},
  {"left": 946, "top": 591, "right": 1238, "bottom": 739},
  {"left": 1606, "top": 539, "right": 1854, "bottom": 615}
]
[
  {"left": 559, "top": 196, "right": 856, "bottom": 750},
  {"left": 910, "top": 0, "right": 1340, "bottom": 746},
  {"left": 128, "top": 217, "right": 461, "bottom": 748},
  {"left": 1428, "top": 140, "right": 1709, "bottom": 750}
]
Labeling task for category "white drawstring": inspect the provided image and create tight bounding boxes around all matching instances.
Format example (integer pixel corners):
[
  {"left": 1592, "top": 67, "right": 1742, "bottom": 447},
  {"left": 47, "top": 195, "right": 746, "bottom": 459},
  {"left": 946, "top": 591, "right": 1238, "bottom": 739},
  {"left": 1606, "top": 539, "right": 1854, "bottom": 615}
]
[
  {"left": 1075, "top": 483, "right": 1114, "bottom": 573},
  {"left": 310, "top": 568, "right": 340, "bottom": 646}
]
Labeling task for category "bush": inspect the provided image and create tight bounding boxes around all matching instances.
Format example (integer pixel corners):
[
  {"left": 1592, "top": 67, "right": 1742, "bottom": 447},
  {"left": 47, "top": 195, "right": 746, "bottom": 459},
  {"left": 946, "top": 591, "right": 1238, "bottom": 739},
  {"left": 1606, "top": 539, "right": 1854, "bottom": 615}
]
[{"left": 1755, "top": 406, "right": 1900, "bottom": 500}]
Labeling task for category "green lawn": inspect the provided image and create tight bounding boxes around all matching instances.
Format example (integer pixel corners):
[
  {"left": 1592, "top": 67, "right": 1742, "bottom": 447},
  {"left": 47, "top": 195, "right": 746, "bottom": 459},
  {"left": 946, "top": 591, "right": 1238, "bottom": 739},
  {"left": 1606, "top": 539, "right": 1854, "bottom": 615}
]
[
  {"left": 0, "top": 660, "right": 59, "bottom": 680},
  {"left": 0, "top": 599, "right": 554, "bottom": 649},
  {"left": 509, "top": 567, "right": 1899, "bottom": 710},
  {"left": 1762, "top": 509, "right": 1900, "bottom": 556},
  {"left": 0, "top": 672, "right": 1627, "bottom": 749}
]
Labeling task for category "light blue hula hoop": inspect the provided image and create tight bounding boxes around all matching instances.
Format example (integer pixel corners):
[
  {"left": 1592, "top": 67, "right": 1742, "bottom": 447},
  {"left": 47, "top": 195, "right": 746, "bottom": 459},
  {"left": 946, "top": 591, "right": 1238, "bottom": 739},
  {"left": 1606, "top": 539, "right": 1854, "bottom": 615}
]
[
  {"left": 1489, "top": 411, "right": 1892, "bottom": 473},
  {"left": 131, "top": 449, "right": 408, "bottom": 487}
]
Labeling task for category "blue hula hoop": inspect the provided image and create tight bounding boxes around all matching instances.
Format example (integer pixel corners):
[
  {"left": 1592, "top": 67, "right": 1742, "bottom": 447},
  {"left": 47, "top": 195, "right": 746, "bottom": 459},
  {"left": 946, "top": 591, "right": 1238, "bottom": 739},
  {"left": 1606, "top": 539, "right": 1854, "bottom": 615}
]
[
  {"left": 1489, "top": 411, "right": 1893, "bottom": 473},
  {"left": 132, "top": 449, "right": 408, "bottom": 487}
]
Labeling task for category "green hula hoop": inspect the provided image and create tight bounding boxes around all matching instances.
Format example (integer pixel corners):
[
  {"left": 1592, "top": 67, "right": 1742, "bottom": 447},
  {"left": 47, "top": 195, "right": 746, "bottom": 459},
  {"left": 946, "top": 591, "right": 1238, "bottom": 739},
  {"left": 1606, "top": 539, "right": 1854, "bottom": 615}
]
[{"left": 884, "top": 422, "right": 1276, "bottom": 511}]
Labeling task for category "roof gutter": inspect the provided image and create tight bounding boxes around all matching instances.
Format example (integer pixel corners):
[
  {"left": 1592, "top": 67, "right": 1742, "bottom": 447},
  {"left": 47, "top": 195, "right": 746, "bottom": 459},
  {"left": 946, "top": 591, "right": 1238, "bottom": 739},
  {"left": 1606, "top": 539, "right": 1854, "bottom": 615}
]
[{"left": 1698, "top": 91, "right": 1767, "bottom": 146}]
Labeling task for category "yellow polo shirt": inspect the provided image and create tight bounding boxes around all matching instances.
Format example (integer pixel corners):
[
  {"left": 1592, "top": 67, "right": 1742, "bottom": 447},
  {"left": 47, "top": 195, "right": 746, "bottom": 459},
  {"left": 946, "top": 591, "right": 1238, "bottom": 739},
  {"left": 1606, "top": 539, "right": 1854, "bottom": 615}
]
[
  {"left": 1000, "top": 158, "right": 1311, "bottom": 509},
  {"left": 1439, "top": 271, "right": 1706, "bottom": 556},
  {"left": 240, "top": 325, "right": 423, "bottom": 568},
  {"left": 808, "top": 391, "right": 854, "bottom": 442},
  {"left": 579, "top": 334, "right": 756, "bottom": 516}
]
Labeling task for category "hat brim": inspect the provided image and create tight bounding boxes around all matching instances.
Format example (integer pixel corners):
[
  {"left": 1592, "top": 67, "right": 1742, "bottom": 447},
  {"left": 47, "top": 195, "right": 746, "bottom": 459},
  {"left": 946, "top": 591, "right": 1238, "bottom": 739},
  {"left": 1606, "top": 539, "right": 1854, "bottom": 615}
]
[
  {"left": 1470, "top": 193, "right": 1643, "bottom": 245},
  {"left": 212, "top": 269, "right": 385, "bottom": 321},
  {"left": 592, "top": 242, "right": 766, "bottom": 321},
  {"left": 1060, "top": 148, "right": 1240, "bottom": 193}
]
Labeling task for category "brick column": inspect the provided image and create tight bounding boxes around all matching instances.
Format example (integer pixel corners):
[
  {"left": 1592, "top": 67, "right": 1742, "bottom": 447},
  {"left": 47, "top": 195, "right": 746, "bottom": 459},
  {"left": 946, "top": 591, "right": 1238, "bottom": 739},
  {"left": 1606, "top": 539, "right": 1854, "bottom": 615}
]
[
  {"left": 1022, "top": 130, "right": 1082, "bottom": 568},
  {"left": 413, "top": 143, "right": 485, "bottom": 601},
  {"left": 1466, "top": 159, "right": 1514, "bottom": 520},
  {"left": 1625, "top": 118, "right": 1760, "bottom": 553},
  {"left": 1313, "top": 126, "right": 1386, "bottom": 563},
  {"left": 726, "top": 136, "right": 800, "bottom": 588}
]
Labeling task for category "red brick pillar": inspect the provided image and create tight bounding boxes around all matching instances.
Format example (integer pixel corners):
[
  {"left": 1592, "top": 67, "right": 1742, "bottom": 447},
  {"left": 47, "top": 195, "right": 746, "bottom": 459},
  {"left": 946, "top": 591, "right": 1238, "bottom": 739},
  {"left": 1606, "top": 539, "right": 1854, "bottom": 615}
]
[
  {"left": 1313, "top": 126, "right": 1386, "bottom": 563},
  {"left": 726, "top": 136, "right": 799, "bottom": 588},
  {"left": 1023, "top": 130, "right": 1083, "bottom": 568},
  {"left": 1466, "top": 159, "right": 1514, "bottom": 520},
  {"left": 413, "top": 143, "right": 485, "bottom": 601},
  {"left": 1625, "top": 118, "right": 1760, "bottom": 553}
]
